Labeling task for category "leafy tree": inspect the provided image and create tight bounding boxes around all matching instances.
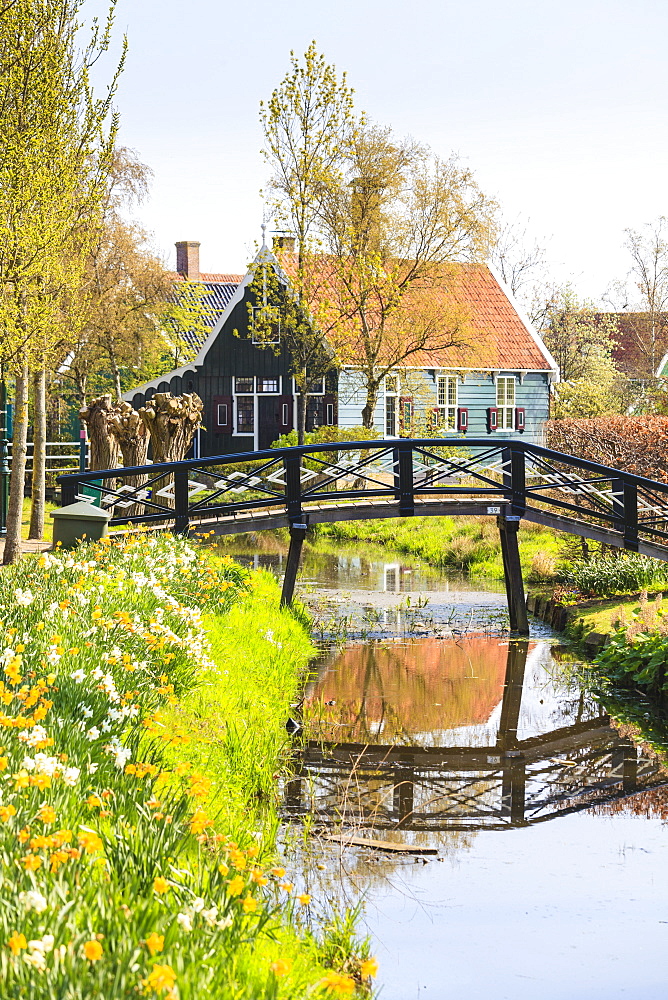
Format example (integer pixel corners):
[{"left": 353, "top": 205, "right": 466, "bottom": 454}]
[
  {"left": 260, "top": 41, "right": 356, "bottom": 442},
  {"left": 0, "top": 0, "right": 123, "bottom": 562},
  {"left": 551, "top": 353, "right": 627, "bottom": 419},
  {"left": 542, "top": 287, "right": 620, "bottom": 382},
  {"left": 317, "top": 123, "right": 496, "bottom": 427},
  {"left": 57, "top": 149, "right": 183, "bottom": 404},
  {"left": 613, "top": 218, "right": 668, "bottom": 375}
]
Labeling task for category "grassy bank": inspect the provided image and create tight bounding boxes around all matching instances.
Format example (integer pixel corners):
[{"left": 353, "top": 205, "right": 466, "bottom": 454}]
[
  {"left": 316, "top": 515, "right": 561, "bottom": 581},
  {"left": 0, "top": 533, "right": 374, "bottom": 999}
]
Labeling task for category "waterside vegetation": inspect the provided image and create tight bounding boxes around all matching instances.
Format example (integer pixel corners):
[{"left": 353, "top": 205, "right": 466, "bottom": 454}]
[
  {"left": 316, "top": 515, "right": 561, "bottom": 581},
  {"left": 0, "top": 532, "right": 374, "bottom": 998}
]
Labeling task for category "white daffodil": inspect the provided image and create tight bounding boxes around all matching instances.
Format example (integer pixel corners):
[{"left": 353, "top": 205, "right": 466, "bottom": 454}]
[
  {"left": 62, "top": 766, "right": 80, "bottom": 786},
  {"left": 19, "top": 889, "right": 48, "bottom": 913}
]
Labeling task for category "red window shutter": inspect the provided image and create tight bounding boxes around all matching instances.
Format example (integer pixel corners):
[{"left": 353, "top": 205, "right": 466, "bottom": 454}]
[
  {"left": 457, "top": 407, "right": 468, "bottom": 432},
  {"left": 487, "top": 407, "right": 498, "bottom": 432},
  {"left": 399, "top": 396, "right": 413, "bottom": 433},
  {"left": 212, "top": 396, "right": 232, "bottom": 434},
  {"left": 279, "top": 394, "right": 294, "bottom": 431},
  {"left": 515, "top": 407, "right": 526, "bottom": 431}
]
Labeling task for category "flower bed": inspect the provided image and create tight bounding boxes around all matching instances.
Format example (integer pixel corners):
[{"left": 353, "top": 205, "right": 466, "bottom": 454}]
[{"left": 0, "top": 532, "right": 374, "bottom": 998}]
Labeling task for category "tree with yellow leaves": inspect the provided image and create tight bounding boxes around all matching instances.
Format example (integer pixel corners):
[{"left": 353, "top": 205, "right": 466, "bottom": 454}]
[{"left": 0, "top": 0, "right": 123, "bottom": 562}]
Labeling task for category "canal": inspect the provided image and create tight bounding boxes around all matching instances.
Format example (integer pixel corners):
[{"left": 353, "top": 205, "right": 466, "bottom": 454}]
[{"left": 227, "top": 541, "right": 668, "bottom": 999}]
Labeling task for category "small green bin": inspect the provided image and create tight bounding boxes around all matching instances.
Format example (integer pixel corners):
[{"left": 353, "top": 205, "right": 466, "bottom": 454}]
[{"left": 50, "top": 501, "right": 111, "bottom": 549}]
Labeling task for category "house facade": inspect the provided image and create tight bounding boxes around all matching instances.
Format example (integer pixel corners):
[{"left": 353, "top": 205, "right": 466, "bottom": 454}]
[{"left": 125, "top": 241, "right": 559, "bottom": 455}]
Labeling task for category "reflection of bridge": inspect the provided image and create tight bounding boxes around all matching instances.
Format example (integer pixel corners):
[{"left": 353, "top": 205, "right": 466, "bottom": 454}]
[
  {"left": 59, "top": 438, "right": 668, "bottom": 634},
  {"left": 282, "top": 643, "right": 666, "bottom": 832}
]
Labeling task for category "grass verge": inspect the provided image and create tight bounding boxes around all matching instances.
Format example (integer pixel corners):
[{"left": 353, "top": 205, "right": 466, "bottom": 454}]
[{"left": 0, "top": 533, "right": 374, "bottom": 998}]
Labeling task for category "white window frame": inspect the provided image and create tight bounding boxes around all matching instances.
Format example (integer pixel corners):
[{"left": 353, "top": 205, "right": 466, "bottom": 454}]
[
  {"left": 496, "top": 376, "right": 516, "bottom": 431},
  {"left": 256, "top": 377, "right": 281, "bottom": 394},
  {"left": 292, "top": 377, "right": 325, "bottom": 395},
  {"left": 437, "top": 375, "right": 458, "bottom": 431},
  {"left": 385, "top": 375, "right": 399, "bottom": 437},
  {"left": 234, "top": 376, "right": 254, "bottom": 394},
  {"left": 234, "top": 395, "right": 255, "bottom": 437}
]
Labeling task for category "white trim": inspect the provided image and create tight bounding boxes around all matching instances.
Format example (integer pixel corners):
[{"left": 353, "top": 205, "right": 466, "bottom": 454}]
[
  {"left": 339, "top": 363, "right": 553, "bottom": 375},
  {"left": 121, "top": 365, "right": 196, "bottom": 401},
  {"left": 486, "top": 262, "right": 560, "bottom": 384}
]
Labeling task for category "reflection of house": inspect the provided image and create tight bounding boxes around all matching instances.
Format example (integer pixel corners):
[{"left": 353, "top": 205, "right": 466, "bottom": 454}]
[
  {"left": 306, "top": 636, "right": 514, "bottom": 744},
  {"left": 126, "top": 237, "right": 559, "bottom": 454}
]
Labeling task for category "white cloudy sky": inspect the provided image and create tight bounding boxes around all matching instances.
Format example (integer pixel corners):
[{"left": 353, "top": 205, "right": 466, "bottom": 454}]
[{"left": 90, "top": 0, "right": 668, "bottom": 300}]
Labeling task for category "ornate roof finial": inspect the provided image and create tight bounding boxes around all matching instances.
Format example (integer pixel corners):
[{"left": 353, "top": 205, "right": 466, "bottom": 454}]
[{"left": 261, "top": 222, "right": 267, "bottom": 249}]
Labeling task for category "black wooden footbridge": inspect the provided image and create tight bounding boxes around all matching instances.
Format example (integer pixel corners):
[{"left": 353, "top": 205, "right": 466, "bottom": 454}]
[{"left": 59, "top": 437, "right": 668, "bottom": 636}]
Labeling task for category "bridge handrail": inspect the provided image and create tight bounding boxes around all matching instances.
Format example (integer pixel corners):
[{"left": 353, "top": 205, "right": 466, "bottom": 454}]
[{"left": 56, "top": 437, "right": 668, "bottom": 494}]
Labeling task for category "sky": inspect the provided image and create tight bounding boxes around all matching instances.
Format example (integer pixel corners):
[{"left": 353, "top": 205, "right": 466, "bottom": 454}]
[{"left": 89, "top": 0, "right": 668, "bottom": 302}]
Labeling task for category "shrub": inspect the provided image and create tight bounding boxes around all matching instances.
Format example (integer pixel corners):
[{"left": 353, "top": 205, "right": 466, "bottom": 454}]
[{"left": 558, "top": 553, "right": 668, "bottom": 597}]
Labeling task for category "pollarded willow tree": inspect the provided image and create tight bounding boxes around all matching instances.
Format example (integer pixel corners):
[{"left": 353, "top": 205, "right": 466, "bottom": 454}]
[{"left": 0, "top": 0, "right": 124, "bottom": 560}]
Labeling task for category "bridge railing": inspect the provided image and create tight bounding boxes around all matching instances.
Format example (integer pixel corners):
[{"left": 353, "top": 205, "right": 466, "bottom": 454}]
[{"left": 57, "top": 437, "right": 668, "bottom": 557}]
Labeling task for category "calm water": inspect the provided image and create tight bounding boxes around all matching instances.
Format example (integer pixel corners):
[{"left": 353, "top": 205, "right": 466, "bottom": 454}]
[{"left": 272, "top": 545, "right": 668, "bottom": 1000}]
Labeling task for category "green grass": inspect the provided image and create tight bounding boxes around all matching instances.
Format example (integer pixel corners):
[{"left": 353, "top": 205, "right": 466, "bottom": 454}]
[
  {"left": 160, "top": 569, "right": 316, "bottom": 835},
  {"left": 316, "top": 515, "right": 561, "bottom": 581},
  {"left": 20, "top": 497, "right": 57, "bottom": 541}
]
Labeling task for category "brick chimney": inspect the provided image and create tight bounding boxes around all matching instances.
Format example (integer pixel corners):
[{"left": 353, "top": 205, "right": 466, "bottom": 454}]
[
  {"left": 175, "top": 241, "right": 201, "bottom": 281},
  {"left": 273, "top": 235, "right": 295, "bottom": 252}
]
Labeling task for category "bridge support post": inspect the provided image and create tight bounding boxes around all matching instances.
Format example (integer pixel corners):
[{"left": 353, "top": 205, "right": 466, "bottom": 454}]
[
  {"left": 497, "top": 515, "right": 529, "bottom": 636},
  {"left": 281, "top": 523, "right": 308, "bottom": 607}
]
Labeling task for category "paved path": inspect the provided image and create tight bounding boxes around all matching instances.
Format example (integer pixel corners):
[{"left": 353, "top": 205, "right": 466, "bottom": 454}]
[{"left": 0, "top": 537, "right": 51, "bottom": 562}]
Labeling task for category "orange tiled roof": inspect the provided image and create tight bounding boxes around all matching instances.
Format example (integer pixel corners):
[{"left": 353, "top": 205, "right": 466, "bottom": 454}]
[{"left": 277, "top": 254, "right": 553, "bottom": 372}]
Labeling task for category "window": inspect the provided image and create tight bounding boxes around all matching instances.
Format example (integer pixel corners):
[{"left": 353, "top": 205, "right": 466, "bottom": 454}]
[
  {"left": 385, "top": 395, "right": 396, "bottom": 436},
  {"left": 496, "top": 376, "right": 515, "bottom": 430},
  {"left": 385, "top": 374, "right": 398, "bottom": 394},
  {"left": 257, "top": 378, "right": 279, "bottom": 393},
  {"left": 292, "top": 377, "right": 325, "bottom": 395},
  {"left": 236, "top": 397, "right": 254, "bottom": 434},
  {"left": 251, "top": 306, "right": 281, "bottom": 345},
  {"left": 235, "top": 376, "right": 254, "bottom": 393},
  {"left": 217, "top": 403, "right": 228, "bottom": 426},
  {"left": 437, "top": 375, "right": 458, "bottom": 430}
]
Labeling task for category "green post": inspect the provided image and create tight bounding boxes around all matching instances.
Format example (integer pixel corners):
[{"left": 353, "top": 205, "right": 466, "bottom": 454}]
[{"left": 0, "top": 379, "right": 9, "bottom": 538}]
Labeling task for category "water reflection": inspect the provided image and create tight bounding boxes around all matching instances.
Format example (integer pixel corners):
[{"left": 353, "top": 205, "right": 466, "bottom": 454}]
[
  {"left": 215, "top": 542, "right": 505, "bottom": 595},
  {"left": 284, "top": 638, "right": 666, "bottom": 835}
]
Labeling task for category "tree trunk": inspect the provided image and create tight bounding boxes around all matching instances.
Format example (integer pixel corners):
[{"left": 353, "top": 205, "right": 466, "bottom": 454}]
[
  {"left": 297, "top": 390, "right": 307, "bottom": 445},
  {"left": 79, "top": 395, "right": 121, "bottom": 471},
  {"left": 362, "top": 385, "right": 378, "bottom": 430},
  {"left": 3, "top": 366, "right": 29, "bottom": 564},
  {"left": 108, "top": 401, "right": 149, "bottom": 517},
  {"left": 28, "top": 368, "right": 46, "bottom": 540},
  {"left": 139, "top": 393, "right": 203, "bottom": 465}
]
